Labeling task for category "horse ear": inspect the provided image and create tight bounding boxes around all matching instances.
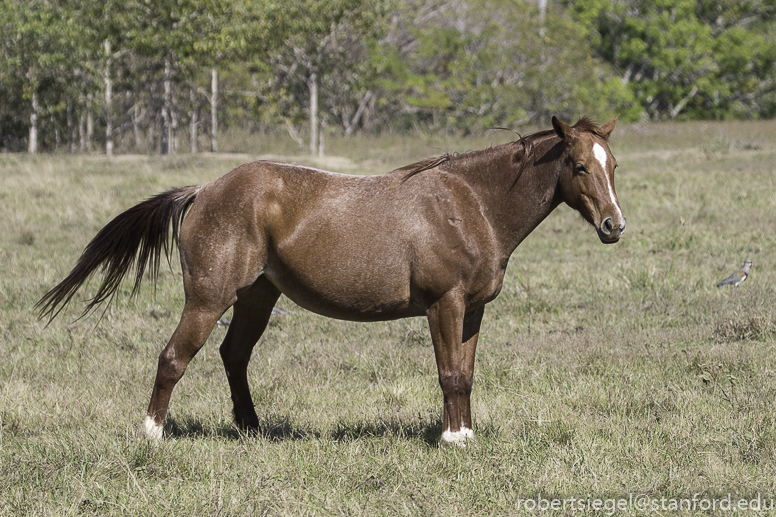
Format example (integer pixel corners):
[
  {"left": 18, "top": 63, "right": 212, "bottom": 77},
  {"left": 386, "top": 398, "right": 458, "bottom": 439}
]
[
  {"left": 552, "top": 116, "right": 574, "bottom": 141},
  {"left": 599, "top": 115, "right": 619, "bottom": 141}
]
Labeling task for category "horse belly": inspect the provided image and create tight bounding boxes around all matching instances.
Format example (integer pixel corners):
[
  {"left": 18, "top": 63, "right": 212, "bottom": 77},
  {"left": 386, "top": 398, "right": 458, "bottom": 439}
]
[
  {"left": 258, "top": 171, "right": 429, "bottom": 320},
  {"left": 265, "top": 249, "right": 420, "bottom": 322}
]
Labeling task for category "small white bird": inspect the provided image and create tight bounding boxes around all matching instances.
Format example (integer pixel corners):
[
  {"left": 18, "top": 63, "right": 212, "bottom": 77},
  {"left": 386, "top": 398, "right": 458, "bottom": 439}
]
[{"left": 717, "top": 260, "right": 753, "bottom": 288}]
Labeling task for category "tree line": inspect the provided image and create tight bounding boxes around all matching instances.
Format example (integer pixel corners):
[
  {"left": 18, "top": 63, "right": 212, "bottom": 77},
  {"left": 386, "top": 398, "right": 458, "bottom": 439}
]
[{"left": 1, "top": 0, "right": 774, "bottom": 155}]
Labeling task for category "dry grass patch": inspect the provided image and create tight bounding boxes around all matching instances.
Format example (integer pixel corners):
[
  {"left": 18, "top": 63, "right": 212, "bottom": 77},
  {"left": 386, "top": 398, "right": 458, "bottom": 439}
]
[{"left": 2, "top": 121, "right": 776, "bottom": 514}]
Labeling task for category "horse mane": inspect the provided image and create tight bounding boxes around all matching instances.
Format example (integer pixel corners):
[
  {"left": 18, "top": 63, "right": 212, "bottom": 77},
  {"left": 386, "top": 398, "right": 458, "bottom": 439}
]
[
  {"left": 572, "top": 115, "right": 606, "bottom": 138},
  {"left": 395, "top": 116, "right": 603, "bottom": 183},
  {"left": 395, "top": 155, "right": 451, "bottom": 184}
]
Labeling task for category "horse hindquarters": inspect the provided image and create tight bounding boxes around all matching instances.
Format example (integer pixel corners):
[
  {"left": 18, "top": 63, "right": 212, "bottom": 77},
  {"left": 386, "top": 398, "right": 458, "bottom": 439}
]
[{"left": 145, "top": 181, "right": 272, "bottom": 438}]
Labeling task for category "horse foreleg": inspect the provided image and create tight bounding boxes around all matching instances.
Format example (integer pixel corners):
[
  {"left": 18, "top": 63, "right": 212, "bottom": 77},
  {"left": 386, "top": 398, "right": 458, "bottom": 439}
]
[
  {"left": 458, "top": 306, "right": 483, "bottom": 438},
  {"left": 144, "top": 304, "right": 223, "bottom": 439},
  {"left": 427, "top": 295, "right": 484, "bottom": 446},
  {"left": 218, "top": 276, "right": 281, "bottom": 432}
]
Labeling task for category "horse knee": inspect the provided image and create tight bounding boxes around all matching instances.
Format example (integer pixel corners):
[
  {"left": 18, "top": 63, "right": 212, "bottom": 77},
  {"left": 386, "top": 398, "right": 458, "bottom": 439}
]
[
  {"left": 157, "top": 347, "right": 187, "bottom": 384},
  {"left": 461, "top": 373, "right": 473, "bottom": 394},
  {"left": 439, "top": 371, "right": 472, "bottom": 396}
]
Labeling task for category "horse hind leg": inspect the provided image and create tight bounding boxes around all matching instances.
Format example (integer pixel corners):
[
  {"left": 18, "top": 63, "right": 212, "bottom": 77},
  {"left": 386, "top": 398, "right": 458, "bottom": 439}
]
[
  {"left": 144, "top": 301, "right": 226, "bottom": 439},
  {"left": 218, "top": 276, "right": 281, "bottom": 432}
]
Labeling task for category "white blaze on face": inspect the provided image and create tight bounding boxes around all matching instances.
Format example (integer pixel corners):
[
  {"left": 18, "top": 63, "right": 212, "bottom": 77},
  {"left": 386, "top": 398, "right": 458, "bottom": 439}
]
[{"left": 592, "top": 142, "right": 622, "bottom": 220}]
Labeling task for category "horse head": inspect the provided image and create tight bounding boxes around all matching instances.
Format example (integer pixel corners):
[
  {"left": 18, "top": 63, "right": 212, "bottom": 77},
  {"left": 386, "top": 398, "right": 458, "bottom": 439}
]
[{"left": 552, "top": 115, "right": 626, "bottom": 244}]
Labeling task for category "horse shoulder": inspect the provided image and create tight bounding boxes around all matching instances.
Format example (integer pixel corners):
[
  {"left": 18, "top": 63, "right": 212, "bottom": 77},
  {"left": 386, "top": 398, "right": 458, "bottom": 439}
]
[{"left": 402, "top": 172, "right": 504, "bottom": 299}]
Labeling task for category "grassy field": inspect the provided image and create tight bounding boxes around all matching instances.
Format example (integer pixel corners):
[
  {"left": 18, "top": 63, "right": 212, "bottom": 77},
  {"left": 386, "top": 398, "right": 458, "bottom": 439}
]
[{"left": 2, "top": 119, "right": 776, "bottom": 515}]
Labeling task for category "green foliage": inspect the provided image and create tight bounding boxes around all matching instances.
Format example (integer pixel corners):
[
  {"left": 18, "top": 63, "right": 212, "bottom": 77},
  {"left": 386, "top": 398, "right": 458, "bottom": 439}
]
[
  {"left": 567, "top": 0, "right": 776, "bottom": 120},
  {"left": 1, "top": 1, "right": 96, "bottom": 149},
  {"left": 373, "top": 0, "right": 628, "bottom": 131},
  {"left": 0, "top": 0, "right": 775, "bottom": 152},
  {"left": 259, "top": 0, "right": 389, "bottom": 131}
]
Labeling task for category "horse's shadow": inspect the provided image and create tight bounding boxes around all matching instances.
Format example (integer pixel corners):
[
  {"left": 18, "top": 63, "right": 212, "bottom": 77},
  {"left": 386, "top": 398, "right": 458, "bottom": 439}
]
[{"left": 165, "top": 413, "right": 446, "bottom": 447}]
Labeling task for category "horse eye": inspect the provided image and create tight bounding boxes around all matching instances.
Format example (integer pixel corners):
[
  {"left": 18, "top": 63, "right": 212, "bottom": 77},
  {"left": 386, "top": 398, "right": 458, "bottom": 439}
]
[{"left": 575, "top": 163, "right": 587, "bottom": 173}]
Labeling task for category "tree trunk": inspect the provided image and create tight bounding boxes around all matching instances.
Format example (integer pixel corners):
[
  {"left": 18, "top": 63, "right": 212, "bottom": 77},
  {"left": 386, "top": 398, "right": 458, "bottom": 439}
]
[
  {"left": 121, "top": 92, "right": 130, "bottom": 154},
  {"left": 133, "top": 104, "right": 141, "bottom": 150},
  {"left": 364, "top": 94, "right": 376, "bottom": 132},
  {"left": 86, "top": 94, "right": 93, "bottom": 152},
  {"left": 318, "top": 118, "right": 325, "bottom": 157},
  {"left": 344, "top": 91, "right": 373, "bottom": 136},
  {"left": 104, "top": 39, "right": 113, "bottom": 156},
  {"left": 162, "top": 59, "right": 172, "bottom": 155},
  {"left": 148, "top": 115, "right": 156, "bottom": 153},
  {"left": 190, "top": 89, "right": 198, "bottom": 154},
  {"left": 309, "top": 72, "right": 318, "bottom": 156},
  {"left": 171, "top": 85, "right": 178, "bottom": 154},
  {"left": 284, "top": 118, "right": 304, "bottom": 150},
  {"left": 28, "top": 90, "right": 38, "bottom": 154},
  {"left": 210, "top": 66, "right": 217, "bottom": 152},
  {"left": 66, "top": 102, "right": 74, "bottom": 153},
  {"left": 670, "top": 86, "right": 699, "bottom": 118},
  {"left": 79, "top": 102, "right": 85, "bottom": 153}
]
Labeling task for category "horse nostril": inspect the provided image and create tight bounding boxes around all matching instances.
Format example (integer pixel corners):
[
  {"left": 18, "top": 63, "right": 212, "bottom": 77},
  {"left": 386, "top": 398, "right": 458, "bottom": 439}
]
[{"left": 602, "top": 217, "right": 613, "bottom": 234}]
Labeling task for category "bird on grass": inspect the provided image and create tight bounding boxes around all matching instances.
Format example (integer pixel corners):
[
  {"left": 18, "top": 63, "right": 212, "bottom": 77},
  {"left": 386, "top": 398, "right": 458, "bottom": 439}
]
[{"left": 717, "top": 260, "right": 753, "bottom": 288}]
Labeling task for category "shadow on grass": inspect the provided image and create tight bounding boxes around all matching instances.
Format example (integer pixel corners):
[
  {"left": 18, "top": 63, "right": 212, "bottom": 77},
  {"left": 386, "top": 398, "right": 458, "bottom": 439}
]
[
  {"left": 164, "top": 413, "right": 321, "bottom": 441},
  {"left": 164, "top": 415, "right": 243, "bottom": 440},
  {"left": 331, "top": 414, "right": 445, "bottom": 447},
  {"left": 164, "top": 412, "right": 450, "bottom": 447},
  {"left": 254, "top": 414, "right": 322, "bottom": 441}
]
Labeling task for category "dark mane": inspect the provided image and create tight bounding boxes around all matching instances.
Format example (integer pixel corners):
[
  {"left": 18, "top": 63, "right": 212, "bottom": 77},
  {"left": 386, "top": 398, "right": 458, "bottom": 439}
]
[
  {"left": 572, "top": 115, "right": 604, "bottom": 137},
  {"left": 395, "top": 116, "right": 604, "bottom": 183},
  {"left": 394, "top": 155, "right": 451, "bottom": 183},
  {"left": 395, "top": 131, "right": 547, "bottom": 183}
]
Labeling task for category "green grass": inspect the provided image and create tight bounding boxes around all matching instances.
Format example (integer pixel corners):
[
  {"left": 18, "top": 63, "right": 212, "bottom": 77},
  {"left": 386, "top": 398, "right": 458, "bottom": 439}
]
[{"left": 2, "top": 121, "right": 776, "bottom": 515}]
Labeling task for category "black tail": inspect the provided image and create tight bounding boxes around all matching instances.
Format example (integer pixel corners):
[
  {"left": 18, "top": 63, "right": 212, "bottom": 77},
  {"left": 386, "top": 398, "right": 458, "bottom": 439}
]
[{"left": 36, "top": 185, "right": 200, "bottom": 321}]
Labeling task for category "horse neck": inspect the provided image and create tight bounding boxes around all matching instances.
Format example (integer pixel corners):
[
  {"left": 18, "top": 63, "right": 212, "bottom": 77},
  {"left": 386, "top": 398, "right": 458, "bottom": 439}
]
[{"left": 451, "top": 138, "right": 564, "bottom": 258}]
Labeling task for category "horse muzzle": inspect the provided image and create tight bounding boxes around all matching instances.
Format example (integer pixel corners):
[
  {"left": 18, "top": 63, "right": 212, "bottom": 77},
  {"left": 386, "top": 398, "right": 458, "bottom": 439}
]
[{"left": 596, "top": 216, "right": 626, "bottom": 244}]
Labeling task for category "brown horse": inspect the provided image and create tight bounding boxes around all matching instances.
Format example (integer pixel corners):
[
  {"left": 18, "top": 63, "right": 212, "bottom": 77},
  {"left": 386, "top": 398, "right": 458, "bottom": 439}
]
[{"left": 37, "top": 116, "right": 625, "bottom": 444}]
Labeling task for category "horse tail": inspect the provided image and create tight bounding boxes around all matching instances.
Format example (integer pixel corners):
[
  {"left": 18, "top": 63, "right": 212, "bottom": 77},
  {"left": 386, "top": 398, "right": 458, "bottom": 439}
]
[{"left": 36, "top": 185, "right": 200, "bottom": 322}]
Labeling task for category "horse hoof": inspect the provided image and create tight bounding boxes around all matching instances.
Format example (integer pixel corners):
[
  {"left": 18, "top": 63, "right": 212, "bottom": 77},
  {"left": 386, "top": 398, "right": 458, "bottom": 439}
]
[
  {"left": 234, "top": 414, "right": 260, "bottom": 434},
  {"left": 143, "top": 416, "right": 164, "bottom": 440},
  {"left": 440, "top": 427, "right": 473, "bottom": 447}
]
